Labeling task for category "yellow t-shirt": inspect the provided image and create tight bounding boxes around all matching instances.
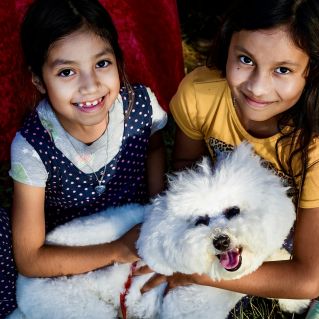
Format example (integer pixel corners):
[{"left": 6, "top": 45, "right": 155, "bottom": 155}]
[{"left": 170, "top": 66, "right": 319, "bottom": 208}]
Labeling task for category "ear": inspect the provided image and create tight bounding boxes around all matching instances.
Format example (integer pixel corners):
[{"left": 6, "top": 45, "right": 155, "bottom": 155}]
[{"left": 31, "top": 73, "right": 46, "bottom": 94}]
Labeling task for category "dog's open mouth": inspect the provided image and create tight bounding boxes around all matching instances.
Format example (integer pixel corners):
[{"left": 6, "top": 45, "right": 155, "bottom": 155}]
[{"left": 217, "top": 248, "right": 242, "bottom": 272}]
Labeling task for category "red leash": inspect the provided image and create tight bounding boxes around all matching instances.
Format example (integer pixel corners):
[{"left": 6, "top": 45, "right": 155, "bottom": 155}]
[{"left": 120, "top": 262, "right": 137, "bottom": 319}]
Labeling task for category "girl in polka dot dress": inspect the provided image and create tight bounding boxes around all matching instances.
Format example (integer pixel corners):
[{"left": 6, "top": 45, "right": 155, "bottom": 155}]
[{"left": 2, "top": 0, "right": 167, "bottom": 316}]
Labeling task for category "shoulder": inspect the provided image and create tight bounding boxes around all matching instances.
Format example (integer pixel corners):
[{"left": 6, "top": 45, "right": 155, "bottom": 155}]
[
  {"left": 169, "top": 67, "right": 231, "bottom": 140},
  {"left": 121, "top": 84, "right": 149, "bottom": 99},
  {"left": 121, "top": 84, "right": 167, "bottom": 133},
  {"left": 10, "top": 132, "right": 47, "bottom": 187},
  {"left": 170, "top": 66, "right": 228, "bottom": 112},
  {"left": 145, "top": 87, "right": 167, "bottom": 134},
  {"left": 178, "top": 66, "right": 226, "bottom": 92},
  {"left": 186, "top": 66, "right": 224, "bottom": 83},
  {"left": 11, "top": 132, "right": 31, "bottom": 156}
]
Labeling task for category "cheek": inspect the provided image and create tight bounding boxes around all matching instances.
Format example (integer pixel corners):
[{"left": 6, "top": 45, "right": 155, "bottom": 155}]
[
  {"left": 47, "top": 83, "right": 69, "bottom": 99},
  {"left": 226, "top": 67, "right": 248, "bottom": 91},
  {"left": 226, "top": 58, "right": 248, "bottom": 89},
  {"left": 276, "top": 79, "right": 306, "bottom": 104},
  {"left": 45, "top": 81, "right": 74, "bottom": 105}
]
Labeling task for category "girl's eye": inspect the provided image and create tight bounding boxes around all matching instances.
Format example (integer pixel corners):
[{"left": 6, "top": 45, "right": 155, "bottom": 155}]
[
  {"left": 58, "top": 69, "right": 75, "bottom": 77},
  {"left": 275, "top": 67, "right": 291, "bottom": 75},
  {"left": 96, "top": 60, "right": 110, "bottom": 68},
  {"left": 239, "top": 55, "right": 253, "bottom": 66}
]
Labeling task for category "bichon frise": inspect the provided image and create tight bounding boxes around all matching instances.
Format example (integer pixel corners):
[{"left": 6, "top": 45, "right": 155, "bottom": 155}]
[{"left": 9, "top": 143, "right": 310, "bottom": 319}]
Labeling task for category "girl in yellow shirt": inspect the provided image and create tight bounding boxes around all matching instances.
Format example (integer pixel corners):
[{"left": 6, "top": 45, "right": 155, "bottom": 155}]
[{"left": 141, "top": 0, "right": 319, "bottom": 317}]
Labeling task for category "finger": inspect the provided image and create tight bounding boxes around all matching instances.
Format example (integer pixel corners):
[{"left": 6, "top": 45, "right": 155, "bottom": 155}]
[
  {"left": 141, "top": 274, "right": 167, "bottom": 294},
  {"left": 132, "top": 265, "right": 153, "bottom": 276}
]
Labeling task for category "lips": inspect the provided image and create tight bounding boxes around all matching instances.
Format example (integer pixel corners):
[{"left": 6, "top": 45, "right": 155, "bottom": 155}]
[
  {"left": 217, "top": 248, "right": 242, "bottom": 272},
  {"left": 243, "top": 94, "right": 273, "bottom": 108}
]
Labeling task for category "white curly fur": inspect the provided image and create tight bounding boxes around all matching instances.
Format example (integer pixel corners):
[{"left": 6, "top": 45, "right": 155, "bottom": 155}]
[{"left": 9, "top": 143, "right": 310, "bottom": 319}]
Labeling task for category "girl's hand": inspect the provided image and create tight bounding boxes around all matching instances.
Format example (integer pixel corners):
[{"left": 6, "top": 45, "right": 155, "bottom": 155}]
[
  {"left": 140, "top": 272, "right": 195, "bottom": 294},
  {"left": 114, "top": 224, "right": 141, "bottom": 263},
  {"left": 132, "top": 264, "right": 154, "bottom": 276}
]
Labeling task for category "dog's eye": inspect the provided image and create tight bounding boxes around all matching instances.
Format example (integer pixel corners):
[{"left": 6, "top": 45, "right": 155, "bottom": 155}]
[
  {"left": 195, "top": 215, "right": 210, "bottom": 226},
  {"left": 224, "top": 206, "right": 240, "bottom": 219}
]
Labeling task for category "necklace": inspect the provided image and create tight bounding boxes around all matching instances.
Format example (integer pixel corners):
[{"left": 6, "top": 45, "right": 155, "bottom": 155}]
[{"left": 65, "top": 118, "right": 109, "bottom": 196}]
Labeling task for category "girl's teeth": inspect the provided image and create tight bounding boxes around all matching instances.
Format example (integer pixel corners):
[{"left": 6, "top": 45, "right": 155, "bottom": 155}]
[{"left": 76, "top": 98, "right": 102, "bottom": 108}]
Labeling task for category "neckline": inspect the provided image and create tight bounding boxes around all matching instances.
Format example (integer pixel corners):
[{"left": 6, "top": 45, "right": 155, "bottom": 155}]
[{"left": 37, "top": 100, "right": 124, "bottom": 175}]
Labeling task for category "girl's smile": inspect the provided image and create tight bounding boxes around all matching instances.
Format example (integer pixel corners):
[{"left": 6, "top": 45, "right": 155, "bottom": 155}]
[
  {"left": 72, "top": 96, "right": 105, "bottom": 112},
  {"left": 242, "top": 93, "right": 274, "bottom": 109},
  {"left": 35, "top": 28, "right": 120, "bottom": 142},
  {"left": 226, "top": 26, "right": 309, "bottom": 138}
]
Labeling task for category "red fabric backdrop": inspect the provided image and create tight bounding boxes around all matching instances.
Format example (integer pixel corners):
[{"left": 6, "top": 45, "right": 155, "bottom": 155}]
[{"left": 0, "top": 0, "right": 184, "bottom": 160}]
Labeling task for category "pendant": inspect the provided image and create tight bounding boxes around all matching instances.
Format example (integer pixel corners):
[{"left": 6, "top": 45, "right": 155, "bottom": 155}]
[{"left": 95, "top": 184, "right": 106, "bottom": 195}]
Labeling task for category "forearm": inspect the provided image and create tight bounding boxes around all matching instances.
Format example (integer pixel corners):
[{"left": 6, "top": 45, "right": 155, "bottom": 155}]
[
  {"left": 191, "top": 260, "right": 319, "bottom": 299},
  {"left": 15, "top": 239, "right": 131, "bottom": 277},
  {"left": 12, "top": 182, "right": 142, "bottom": 278}
]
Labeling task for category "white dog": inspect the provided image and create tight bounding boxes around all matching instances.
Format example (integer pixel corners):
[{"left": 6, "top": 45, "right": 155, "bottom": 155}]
[{"left": 9, "top": 143, "right": 310, "bottom": 319}]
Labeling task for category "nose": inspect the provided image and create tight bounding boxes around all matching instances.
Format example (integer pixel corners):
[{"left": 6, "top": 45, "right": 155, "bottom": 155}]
[
  {"left": 79, "top": 71, "right": 99, "bottom": 95},
  {"left": 213, "top": 234, "right": 230, "bottom": 251},
  {"left": 246, "top": 69, "right": 271, "bottom": 97}
]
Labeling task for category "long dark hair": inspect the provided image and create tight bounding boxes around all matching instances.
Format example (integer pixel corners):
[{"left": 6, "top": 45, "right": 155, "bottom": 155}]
[
  {"left": 208, "top": 0, "right": 319, "bottom": 196},
  {"left": 20, "top": 0, "right": 134, "bottom": 113}
]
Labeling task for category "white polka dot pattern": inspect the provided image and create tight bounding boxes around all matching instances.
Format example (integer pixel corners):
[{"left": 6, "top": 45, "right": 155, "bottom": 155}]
[
  {"left": 0, "top": 207, "right": 17, "bottom": 316},
  {"left": 21, "top": 85, "right": 152, "bottom": 232}
]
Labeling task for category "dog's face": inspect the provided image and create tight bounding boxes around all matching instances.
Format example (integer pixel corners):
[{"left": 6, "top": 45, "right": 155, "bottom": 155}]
[{"left": 138, "top": 143, "right": 295, "bottom": 280}]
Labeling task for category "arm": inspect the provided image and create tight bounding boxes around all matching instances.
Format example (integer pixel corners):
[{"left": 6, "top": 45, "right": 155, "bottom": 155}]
[
  {"left": 146, "top": 130, "right": 166, "bottom": 197},
  {"left": 12, "top": 181, "right": 140, "bottom": 277},
  {"left": 142, "top": 207, "right": 319, "bottom": 299},
  {"left": 172, "top": 126, "right": 208, "bottom": 171}
]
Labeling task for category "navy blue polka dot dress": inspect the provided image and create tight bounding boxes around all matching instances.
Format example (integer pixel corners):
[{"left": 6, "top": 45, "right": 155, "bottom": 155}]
[
  {"left": 20, "top": 84, "right": 152, "bottom": 232},
  {"left": 0, "top": 207, "right": 17, "bottom": 317},
  {"left": 0, "top": 85, "right": 152, "bottom": 317}
]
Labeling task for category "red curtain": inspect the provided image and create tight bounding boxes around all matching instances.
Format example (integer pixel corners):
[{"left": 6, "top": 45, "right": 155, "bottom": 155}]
[{"left": 0, "top": 0, "right": 184, "bottom": 160}]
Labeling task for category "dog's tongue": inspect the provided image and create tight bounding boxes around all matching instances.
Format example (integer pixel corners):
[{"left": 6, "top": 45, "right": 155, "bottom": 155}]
[{"left": 219, "top": 249, "right": 241, "bottom": 270}]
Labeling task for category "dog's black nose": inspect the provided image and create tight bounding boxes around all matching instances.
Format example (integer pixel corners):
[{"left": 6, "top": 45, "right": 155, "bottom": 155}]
[{"left": 213, "top": 234, "right": 230, "bottom": 251}]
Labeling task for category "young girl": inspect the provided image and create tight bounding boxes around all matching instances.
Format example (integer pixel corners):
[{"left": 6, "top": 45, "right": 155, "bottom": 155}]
[
  {"left": 1, "top": 0, "right": 167, "bottom": 315},
  {"left": 141, "top": 0, "right": 319, "bottom": 317}
]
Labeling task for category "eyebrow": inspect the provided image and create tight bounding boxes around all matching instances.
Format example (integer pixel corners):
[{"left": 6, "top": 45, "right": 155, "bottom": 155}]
[
  {"left": 234, "top": 45, "right": 302, "bottom": 67},
  {"left": 49, "top": 48, "right": 114, "bottom": 68}
]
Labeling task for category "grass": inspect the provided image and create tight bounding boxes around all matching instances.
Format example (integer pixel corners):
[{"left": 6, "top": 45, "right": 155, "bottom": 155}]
[{"left": 230, "top": 297, "right": 307, "bottom": 319}]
